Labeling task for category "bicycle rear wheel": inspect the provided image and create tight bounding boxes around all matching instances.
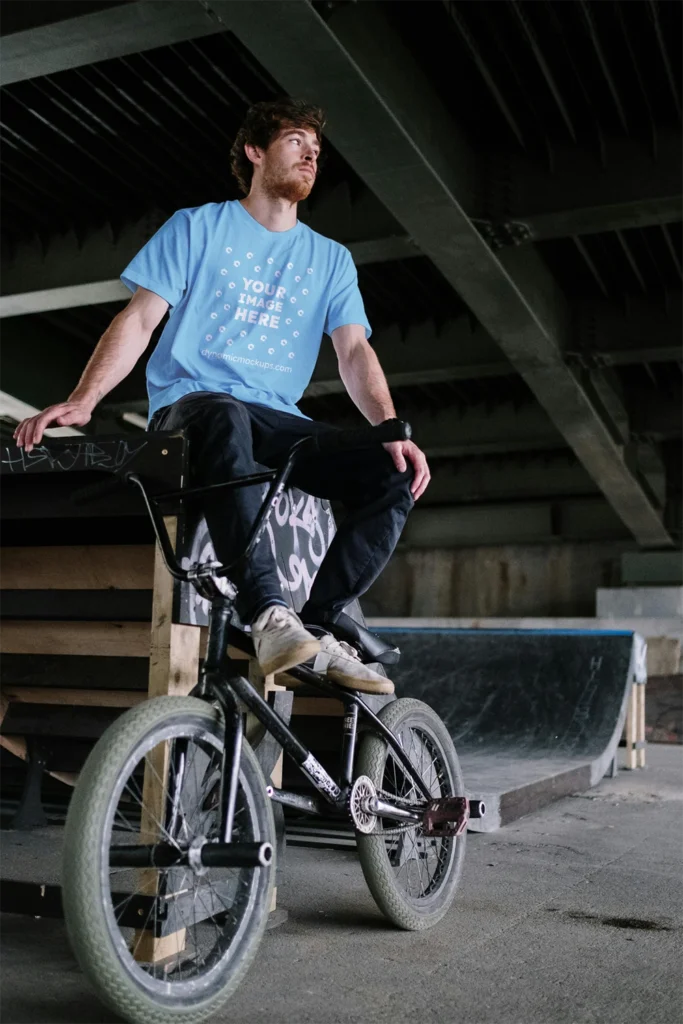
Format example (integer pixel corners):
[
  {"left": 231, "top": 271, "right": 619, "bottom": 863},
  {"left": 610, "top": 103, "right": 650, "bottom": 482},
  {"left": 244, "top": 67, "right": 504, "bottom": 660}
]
[
  {"left": 62, "top": 696, "right": 275, "bottom": 1024},
  {"left": 355, "top": 698, "right": 466, "bottom": 930}
]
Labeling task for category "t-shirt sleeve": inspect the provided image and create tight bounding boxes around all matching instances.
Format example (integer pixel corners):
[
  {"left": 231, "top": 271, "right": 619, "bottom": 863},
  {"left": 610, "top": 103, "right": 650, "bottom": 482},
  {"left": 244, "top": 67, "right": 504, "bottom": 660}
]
[
  {"left": 120, "top": 210, "right": 190, "bottom": 308},
  {"left": 324, "top": 248, "right": 372, "bottom": 338}
]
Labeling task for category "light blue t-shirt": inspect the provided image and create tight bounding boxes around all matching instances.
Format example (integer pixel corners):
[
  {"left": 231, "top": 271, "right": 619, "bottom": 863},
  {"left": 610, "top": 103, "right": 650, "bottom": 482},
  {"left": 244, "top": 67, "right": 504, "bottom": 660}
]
[{"left": 120, "top": 200, "right": 371, "bottom": 419}]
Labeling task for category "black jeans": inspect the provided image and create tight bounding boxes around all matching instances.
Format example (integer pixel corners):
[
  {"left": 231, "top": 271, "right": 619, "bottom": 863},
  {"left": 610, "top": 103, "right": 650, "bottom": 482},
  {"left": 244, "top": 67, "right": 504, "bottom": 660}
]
[{"left": 151, "top": 392, "right": 414, "bottom": 624}]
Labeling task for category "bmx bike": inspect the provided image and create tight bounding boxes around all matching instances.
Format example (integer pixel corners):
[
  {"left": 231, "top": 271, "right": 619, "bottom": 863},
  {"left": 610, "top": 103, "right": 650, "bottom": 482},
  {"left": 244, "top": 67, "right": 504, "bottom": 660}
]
[{"left": 61, "top": 419, "right": 475, "bottom": 1024}]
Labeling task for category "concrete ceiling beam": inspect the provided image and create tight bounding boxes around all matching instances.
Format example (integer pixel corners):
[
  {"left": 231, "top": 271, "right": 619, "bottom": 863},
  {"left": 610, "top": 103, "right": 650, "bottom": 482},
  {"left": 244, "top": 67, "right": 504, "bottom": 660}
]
[{"left": 0, "top": 1, "right": 223, "bottom": 86}]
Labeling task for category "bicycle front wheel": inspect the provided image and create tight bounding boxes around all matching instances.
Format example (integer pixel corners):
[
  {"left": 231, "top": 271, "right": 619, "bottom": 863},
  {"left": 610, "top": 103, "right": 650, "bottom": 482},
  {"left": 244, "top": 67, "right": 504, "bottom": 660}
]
[
  {"left": 62, "top": 696, "right": 275, "bottom": 1024},
  {"left": 355, "top": 697, "right": 466, "bottom": 931}
]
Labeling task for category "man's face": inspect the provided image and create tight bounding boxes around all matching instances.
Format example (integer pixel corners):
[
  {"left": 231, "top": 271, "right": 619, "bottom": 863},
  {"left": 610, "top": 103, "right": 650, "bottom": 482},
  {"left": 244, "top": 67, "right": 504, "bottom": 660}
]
[{"left": 256, "top": 126, "right": 320, "bottom": 202}]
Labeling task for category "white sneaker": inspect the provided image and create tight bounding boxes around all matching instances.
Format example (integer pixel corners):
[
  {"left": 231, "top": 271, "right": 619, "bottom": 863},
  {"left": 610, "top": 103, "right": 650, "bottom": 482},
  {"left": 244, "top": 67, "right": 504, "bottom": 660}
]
[
  {"left": 251, "top": 605, "right": 321, "bottom": 677},
  {"left": 279, "top": 632, "right": 394, "bottom": 695}
]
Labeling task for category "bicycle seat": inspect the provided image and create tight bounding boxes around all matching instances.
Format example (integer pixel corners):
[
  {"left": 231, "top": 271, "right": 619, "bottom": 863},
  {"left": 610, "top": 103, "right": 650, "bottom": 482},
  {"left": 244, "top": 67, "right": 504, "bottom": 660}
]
[{"left": 308, "top": 612, "right": 401, "bottom": 666}]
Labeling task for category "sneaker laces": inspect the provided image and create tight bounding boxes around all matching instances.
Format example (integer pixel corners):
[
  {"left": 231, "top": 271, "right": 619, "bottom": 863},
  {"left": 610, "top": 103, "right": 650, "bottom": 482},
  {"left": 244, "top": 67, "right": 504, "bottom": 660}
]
[
  {"left": 255, "top": 605, "right": 296, "bottom": 632},
  {"left": 321, "top": 634, "right": 362, "bottom": 662}
]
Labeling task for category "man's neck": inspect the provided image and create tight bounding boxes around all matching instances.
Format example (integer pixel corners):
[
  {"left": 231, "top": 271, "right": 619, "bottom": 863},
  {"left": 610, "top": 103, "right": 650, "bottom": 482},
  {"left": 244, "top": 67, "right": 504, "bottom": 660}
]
[{"left": 240, "top": 193, "right": 298, "bottom": 233}]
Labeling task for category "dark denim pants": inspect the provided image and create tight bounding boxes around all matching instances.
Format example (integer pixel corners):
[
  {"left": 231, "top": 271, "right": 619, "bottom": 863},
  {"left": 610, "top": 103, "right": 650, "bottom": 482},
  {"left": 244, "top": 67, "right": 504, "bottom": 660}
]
[{"left": 151, "top": 392, "right": 414, "bottom": 625}]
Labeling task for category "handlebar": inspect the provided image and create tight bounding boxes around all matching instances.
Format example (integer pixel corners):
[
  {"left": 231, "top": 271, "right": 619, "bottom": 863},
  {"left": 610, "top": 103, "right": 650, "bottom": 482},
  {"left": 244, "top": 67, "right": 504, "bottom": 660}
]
[
  {"left": 309, "top": 418, "right": 411, "bottom": 456},
  {"left": 69, "top": 419, "right": 412, "bottom": 586}
]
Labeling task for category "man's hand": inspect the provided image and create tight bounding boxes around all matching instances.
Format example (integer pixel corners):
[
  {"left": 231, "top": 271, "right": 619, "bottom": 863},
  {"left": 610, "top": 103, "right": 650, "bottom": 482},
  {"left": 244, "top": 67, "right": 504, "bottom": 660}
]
[
  {"left": 383, "top": 439, "right": 430, "bottom": 500},
  {"left": 13, "top": 399, "right": 94, "bottom": 452}
]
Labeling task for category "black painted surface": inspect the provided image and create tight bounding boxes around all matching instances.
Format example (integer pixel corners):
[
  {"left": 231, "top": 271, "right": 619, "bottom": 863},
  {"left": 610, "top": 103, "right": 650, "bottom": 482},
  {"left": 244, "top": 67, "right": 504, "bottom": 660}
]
[
  {"left": 0, "top": 433, "right": 188, "bottom": 520},
  {"left": 0, "top": 703, "right": 123, "bottom": 739},
  {"left": 0, "top": 590, "right": 154, "bottom": 621},
  {"left": 363, "top": 629, "right": 638, "bottom": 829},
  {"left": 383, "top": 630, "right": 633, "bottom": 759},
  {"left": 176, "top": 498, "right": 364, "bottom": 629},
  {"left": 0, "top": 654, "right": 150, "bottom": 691}
]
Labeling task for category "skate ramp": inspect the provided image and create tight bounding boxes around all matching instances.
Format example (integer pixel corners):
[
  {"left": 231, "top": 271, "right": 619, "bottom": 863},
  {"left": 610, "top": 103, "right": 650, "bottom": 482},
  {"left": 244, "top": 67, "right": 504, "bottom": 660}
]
[{"left": 377, "top": 627, "right": 646, "bottom": 831}]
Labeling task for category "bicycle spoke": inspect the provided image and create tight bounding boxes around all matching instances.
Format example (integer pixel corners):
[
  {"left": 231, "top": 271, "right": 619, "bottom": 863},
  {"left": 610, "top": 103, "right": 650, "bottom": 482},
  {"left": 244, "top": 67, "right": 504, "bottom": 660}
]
[
  {"left": 378, "top": 724, "right": 458, "bottom": 899},
  {"left": 97, "top": 718, "right": 266, "bottom": 992}
]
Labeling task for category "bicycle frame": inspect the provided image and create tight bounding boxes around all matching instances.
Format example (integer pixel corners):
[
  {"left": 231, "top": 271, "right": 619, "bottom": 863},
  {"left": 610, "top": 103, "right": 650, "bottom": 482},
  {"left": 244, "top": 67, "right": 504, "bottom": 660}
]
[
  {"left": 195, "top": 597, "right": 431, "bottom": 844},
  {"left": 120, "top": 436, "right": 434, "bottom": 845}
]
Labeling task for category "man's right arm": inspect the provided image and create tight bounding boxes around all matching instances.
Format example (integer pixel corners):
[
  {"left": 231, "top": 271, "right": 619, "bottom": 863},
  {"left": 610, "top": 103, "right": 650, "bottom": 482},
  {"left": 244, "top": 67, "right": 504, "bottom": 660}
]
[{"left": 13, "top": 287, "right": 169, "bottom": 451}]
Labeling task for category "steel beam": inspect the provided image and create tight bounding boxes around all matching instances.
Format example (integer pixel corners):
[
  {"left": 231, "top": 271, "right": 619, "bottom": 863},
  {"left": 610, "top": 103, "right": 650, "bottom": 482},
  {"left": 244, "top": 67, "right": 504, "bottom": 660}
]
[
  {"left": 0, "top": 213, "right": 167, "bottom": 298},
  {"left": 402, "top": 497, "right": 630, "bottom": 548},
  {"left": 572, "top": 295, "right": 682, "bottom": 367},
  {"left": 211, "top": 0, "right": 671, "bottom": 546},
  {"left": 0, "top": 1, "right": 222, "bottom": 87},
  {"left": 0, "top": 281, "right": 130, "bottom": 318},
  {"left": 483, "top": 132, "right": 682, "bottom": 240},
  {"left": 323, "top": 402, "right": 565, "bottom": 459},
  {"left": 0, "top": 215, "right": 418, "bottom": 313},
  {"left": 348, "top": 236, "right": 420, "bottom": 264},
  {"left": 423, "top": 453, "right": 598, "bottom": 506},
  {"left": 0, "top": 391, "right": 81, "bottom": 437},
  {"left": 306, "top": 297, "right": 681, "bottom": 395},
  {"left": 307, "top": 315, "right": 509, "bottom": 396},
  {"left": 95, "top": 397, "right": 566, "bottom": 456}
]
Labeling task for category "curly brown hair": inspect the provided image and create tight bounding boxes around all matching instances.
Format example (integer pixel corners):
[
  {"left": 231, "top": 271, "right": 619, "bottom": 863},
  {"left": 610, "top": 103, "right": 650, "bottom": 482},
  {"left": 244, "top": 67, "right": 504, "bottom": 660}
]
[{"left": 230, "top": 98, "right": 326, "bottom": 195}]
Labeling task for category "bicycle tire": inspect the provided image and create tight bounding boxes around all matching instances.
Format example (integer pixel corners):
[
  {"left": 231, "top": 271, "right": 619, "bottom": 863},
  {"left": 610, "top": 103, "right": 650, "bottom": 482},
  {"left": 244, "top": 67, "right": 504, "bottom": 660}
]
[
  {"left": 355, "top": 698, "right": 466, "bottom": 931},
  {"left": 62, "top": 696, "right": 275, "bottom": 1024}
]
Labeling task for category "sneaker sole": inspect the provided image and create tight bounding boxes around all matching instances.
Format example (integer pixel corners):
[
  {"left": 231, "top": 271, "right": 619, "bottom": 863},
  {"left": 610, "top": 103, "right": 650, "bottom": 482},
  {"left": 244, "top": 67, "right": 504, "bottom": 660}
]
[
  {"left": 259, "top": 638, "right": 321, "bottom": 678},
  {"left": 327, "top": 668, "right": 395, "bottom": 695},
  {"left": 276, "top": 670, "right": 395, "bottom": 696}
]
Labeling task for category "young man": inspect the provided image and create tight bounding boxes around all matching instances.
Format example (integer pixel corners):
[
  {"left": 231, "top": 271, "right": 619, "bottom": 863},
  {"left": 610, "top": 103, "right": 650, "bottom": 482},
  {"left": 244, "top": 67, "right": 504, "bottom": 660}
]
[{"left": 14, "top": 99, "right": 430, "bottom": 693}]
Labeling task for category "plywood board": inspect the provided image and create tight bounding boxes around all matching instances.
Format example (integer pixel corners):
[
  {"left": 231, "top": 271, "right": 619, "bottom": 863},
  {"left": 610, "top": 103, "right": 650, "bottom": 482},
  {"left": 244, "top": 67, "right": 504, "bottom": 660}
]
[
  {"left": 0, "top": 621, "right": 151, "bottom": 657},
  {"left": 1, "top": 546, "right": 154, "bottom": 590}
]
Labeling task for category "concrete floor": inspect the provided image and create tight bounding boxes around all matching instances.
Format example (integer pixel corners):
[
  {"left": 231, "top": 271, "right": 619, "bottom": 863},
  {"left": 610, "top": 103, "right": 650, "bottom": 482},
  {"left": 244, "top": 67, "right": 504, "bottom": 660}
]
[{"left": 1, "top": 744, "right": 682, "bottom": 1024}]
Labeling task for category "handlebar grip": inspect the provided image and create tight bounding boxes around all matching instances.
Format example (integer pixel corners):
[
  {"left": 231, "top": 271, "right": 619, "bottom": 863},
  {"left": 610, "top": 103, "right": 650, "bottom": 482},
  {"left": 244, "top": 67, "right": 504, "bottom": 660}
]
[
  {"left": 313, "top": 419, "right": 411, "bottom": 456},
  {"left": 71, "top": 472, "right": 129, "bottom": 506}
]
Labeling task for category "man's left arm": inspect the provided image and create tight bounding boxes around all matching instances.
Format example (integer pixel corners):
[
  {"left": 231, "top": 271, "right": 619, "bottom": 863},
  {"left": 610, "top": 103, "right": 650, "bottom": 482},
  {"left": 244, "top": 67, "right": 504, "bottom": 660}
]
[{"left": 331, "top": 324, "right": 430, "bottom": 500}]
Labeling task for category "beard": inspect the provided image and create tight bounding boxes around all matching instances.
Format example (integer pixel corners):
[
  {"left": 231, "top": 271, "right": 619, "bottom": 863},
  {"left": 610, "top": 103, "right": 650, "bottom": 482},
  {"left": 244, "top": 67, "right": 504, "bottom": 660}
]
[{"left": 261, "top": 163, "right": 314, "bottom": 203}]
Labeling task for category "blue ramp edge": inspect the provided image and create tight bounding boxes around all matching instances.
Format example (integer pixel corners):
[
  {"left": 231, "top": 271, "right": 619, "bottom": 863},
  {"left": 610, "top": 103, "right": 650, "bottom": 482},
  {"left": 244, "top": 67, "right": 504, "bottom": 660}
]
[{"left": 377, "top": 627, "right": 634, "bottom": 636}]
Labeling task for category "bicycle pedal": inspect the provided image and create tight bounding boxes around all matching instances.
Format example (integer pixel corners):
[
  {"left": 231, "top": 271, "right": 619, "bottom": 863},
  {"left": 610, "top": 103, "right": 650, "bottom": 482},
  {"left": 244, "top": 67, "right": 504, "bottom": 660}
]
[{"left": 422, "top": 796, "right": 469, "bottom": 837}]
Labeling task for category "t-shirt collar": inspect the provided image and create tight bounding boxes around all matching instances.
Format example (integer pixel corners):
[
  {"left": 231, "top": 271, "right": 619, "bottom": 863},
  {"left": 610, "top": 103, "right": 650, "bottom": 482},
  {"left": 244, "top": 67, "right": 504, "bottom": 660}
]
[{"left": 233, "top": 199, "right": 302, "bottom": 239}]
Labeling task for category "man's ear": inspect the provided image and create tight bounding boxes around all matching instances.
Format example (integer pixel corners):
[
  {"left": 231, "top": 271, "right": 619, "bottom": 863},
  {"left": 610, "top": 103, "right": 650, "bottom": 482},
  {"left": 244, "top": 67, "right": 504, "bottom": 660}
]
[{"left": 244, "top": 142, "right": 263, "bottom": 168}]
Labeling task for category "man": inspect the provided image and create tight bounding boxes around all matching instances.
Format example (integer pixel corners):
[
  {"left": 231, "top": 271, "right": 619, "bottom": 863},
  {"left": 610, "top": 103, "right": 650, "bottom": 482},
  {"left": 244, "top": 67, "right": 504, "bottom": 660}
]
[{"left": 14, "top": 99, "right": 430, "bottom": 693}]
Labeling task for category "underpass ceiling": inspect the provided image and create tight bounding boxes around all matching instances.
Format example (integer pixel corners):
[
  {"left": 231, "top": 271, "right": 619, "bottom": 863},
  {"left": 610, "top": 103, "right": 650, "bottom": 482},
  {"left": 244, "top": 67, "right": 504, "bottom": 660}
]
[
  {"left": 0, "top": 0, "right": 681, "bottom": 545},
  {"left": 0, "top": 29, "right": 400, "bottom": 242},
  {"left": 392, "top": 0, "right": 681, "bottom": 152}
]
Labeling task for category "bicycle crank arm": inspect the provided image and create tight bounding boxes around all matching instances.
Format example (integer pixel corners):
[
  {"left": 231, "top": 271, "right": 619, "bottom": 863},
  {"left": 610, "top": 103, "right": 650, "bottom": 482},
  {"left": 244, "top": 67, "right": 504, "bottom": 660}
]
[
  {"left": 109, "top": 841, "right": 272, "bottom": 870},
  {"left": 367, "top": 798, "right": 423, "bottom": 823}
]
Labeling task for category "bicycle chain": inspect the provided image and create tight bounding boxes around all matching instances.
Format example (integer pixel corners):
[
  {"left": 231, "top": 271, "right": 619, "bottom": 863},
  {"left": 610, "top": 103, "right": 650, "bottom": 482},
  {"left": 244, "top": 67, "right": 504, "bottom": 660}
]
[{"left": 363, "top": 788, "right": 425, "bottom": 837}]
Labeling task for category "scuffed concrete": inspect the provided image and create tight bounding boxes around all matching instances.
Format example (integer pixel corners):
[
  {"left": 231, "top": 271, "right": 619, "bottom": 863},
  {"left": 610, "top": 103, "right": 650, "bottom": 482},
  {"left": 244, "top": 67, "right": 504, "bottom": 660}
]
[{"left": 1, "top": 745, "right": 681, "bottom": 1024}]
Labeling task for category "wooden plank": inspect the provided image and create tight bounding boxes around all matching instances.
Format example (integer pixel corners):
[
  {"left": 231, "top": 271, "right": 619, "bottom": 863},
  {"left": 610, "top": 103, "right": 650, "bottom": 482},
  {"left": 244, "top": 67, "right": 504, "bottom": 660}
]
[
  {"left": 0, "top": 654, "right": 150, "bottom": 691},
  {"left": 148, "top": 518, "right": 201, "bottom": 698},
  {"left": 1, "top": 687, "right": 144, "bottom": 708},
  {"left": 624, "top": 682, "right": 638, "bottom": 770},
  {"left": 1, "top": 703, "right": 121, "bottom": 738},
  {"left": 135, "top": 517, "right": 199, "bottom": 961},
  {"left": 0, "top": 621, "right": 151, "bottom": 657},
  {"left": 292, "top": 697, "right": 345, "bottom": 717},
  {"left": 0, "top": 736, "right": 78, "bottom": 787},
  {"left": 133, "top": 927, "right": 188, "bottom": 964},
  {"left": 637, "top": 683, "right": 646, "bottom": 768},
  {"left": 0, "top": 546, "right": 154, "bottom": 590},
  {"left": 0, "top": 590, "right": 153, "bottom": 622}
]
